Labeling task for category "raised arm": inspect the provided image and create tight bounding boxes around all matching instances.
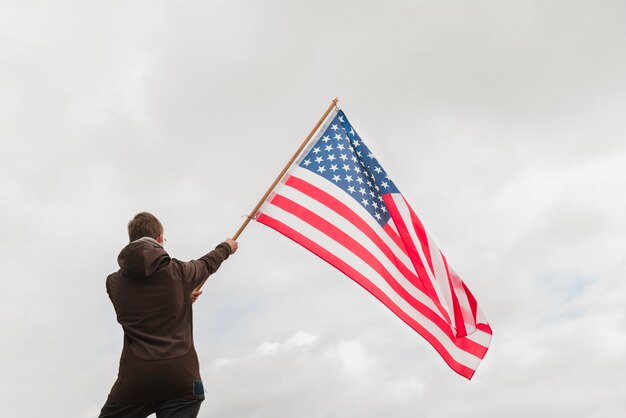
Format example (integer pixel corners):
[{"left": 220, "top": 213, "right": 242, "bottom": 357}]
[{"left": 178, "top": 239, "right": 238, "bottom": 299}]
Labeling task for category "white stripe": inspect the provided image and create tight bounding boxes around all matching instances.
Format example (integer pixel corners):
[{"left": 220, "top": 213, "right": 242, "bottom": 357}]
[
  {"left": 465, "top": 325, "right": 492, "bottom": 347},
  {"left": 448, "top": 266, "right": 477, "bottom": 335},
  {"left": 427, "top": 233, "right": 457, "bottom": 328},
  {"left": 261, "top": 196, "right": 485, "bottom": 369},
  {"left": 389, "top": 195, "right": 452, "bottom": 320}
]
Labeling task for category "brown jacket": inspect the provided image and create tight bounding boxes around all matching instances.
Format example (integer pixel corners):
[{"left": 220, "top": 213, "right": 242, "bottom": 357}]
[{"left": 105, "top": 237, "right": 231, "bottom": 403}]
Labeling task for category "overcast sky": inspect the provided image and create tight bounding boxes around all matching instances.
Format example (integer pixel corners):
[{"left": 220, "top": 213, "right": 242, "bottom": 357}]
[{"left": 2, "top": 1, "right": 626, "bottom": 417}]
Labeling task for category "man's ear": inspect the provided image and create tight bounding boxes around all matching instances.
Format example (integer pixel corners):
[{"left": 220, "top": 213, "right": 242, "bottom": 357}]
[{"left": 156, "top": 233, "right": 164, "bottom": 245}]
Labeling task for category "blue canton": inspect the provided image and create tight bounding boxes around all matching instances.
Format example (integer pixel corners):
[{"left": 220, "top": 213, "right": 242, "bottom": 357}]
[{"left": 299, "top": 110, "right": 399, "bottom": 226}]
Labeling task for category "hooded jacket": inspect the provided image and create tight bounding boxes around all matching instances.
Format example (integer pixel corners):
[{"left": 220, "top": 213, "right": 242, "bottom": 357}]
[{"left": 105, "top": 237, "right": 231, "bottom": 403}]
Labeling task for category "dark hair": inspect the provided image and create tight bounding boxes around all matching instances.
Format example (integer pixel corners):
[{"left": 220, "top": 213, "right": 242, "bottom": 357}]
[{"left": 128, "top": 212, "right": 163, "bottom": 241}]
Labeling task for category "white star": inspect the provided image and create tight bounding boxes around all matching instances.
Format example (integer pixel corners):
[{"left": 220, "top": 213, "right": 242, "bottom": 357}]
[
  {"left": 342, "top": 164, "right": 350, "bottom": 172},
  {"left": 315, "top": 156, "right": 323, "bottom": 164},
  {"left": 372, "top": 202, "right": 379, "bottom": 209},
  {"left": 361, "top": 199, "right": 369, "bottom": 207},
  {"left": 374, "top": 166, "right": 382, "bottom": 174},
  {"left": 367, "top": 152, "right": 374, "bottom": 159},
  {"left": 327, "top": 154, "right": 336, "bottom": 162},
  {"left": 359, "top": 187, "right": 366, "bottom": 195},
  {"left": 337, "top": 143, "right": 345, "bottom": 151},
  {"left": 332, "top": 175, "right": 341, "bottom": 182},
  {"left": 381, "top": 181, "right": 389, "bottom": 188},
  {"left": 344, "top": 175, "right": 353, "bottom": 183},
  {"left": 369, "top": 190, "right": 375, "bottom": 198},
  {"left": 378, "top": 195, "right": 384, "bottom": 202},
  {"left": 313, "top": 147, "right": 321, "bottom": 154},
  {"left": 338, "top": 115, "right": 344, "bottom": 122},
  {"left": 374, "top": 184, "right": 380, "bottom": 191},
  {"left": 353, "top": 140, "right": 360, "bottom": 147},
  {"left": 381, "top": 206, "right": 387, "bottom": 213},
  {"left": 322, "top": 135, "right": 331, "bottom": 143},
  {"left": 349, "top": 128, "right": 355, "bottom": 136},
  {"left": 356, "top": 177, "right": 364, "bottom": 184},
  {"left": 334, "top": 133, "right": 342, "bottom": 140},
  {"left": 330, "top": 164, "right": 338, "bottom": 172},
  {"left": 374, "top": 213, "right": 382, "bottom": 220},
  {"left": 347, "top": 186, "right": 356, "bottom": 193},
  {"left": 350, "top": 155, "right": 358, "bottom": 163},
  {"left": 317, "top": 166, "right": 326, "bottom": 174},
  {"left": 366, "top": 180, "right": 372, "bottom": 187},
  {"left": 354, "top": 166, "right": 362, "bottom": 174},
  {"left": 331, "top": 124, "right": 339, "bottom": 131},
  {"left": 339, "top": 154, "right": 348, "bottom": 161},
  {"left": 303, "top": 159, "right": 311, "bottom": 166},
  {"left": 325, "top": 144, "right": 333, "bottom": 152}
]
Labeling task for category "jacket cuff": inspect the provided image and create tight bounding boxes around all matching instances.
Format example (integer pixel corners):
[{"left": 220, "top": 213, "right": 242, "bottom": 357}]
[{"left": 216, "top": 242, "right": 232, "bottom": 258}]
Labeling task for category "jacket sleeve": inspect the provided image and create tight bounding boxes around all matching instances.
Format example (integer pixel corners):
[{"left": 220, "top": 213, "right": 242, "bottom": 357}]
[{"left": 176, "top": 242, "right": 232, "bottom": 289}]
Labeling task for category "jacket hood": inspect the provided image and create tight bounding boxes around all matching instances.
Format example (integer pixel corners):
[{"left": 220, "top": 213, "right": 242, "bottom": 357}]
[{"left": 117, "top": 237, "right": 170, "bottom": 278}]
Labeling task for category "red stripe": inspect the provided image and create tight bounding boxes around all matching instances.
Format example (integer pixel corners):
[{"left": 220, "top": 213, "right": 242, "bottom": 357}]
[
  {"left": 463, "top": 280, "right": 480, "bottom": 324},
  {"left": 476, "top": 323, "right": 492, "bottom": 335},
  {"left": 383, "top": 222, "right": 407, "bottom": 256},
  {"left": 266, "top": 192, "right": 488, "bottom": 359},
  {"left": 384, "top": 195, "right": 452, "bottom": 325},
  {"left": 257, "top": 212, "right": 478, "bottom": 379},
  {"left": 441, "top": 251, "right": 467, "bottom": 337},
  {"left": 286, "top": 176, "right": 425, "bottom": 294},
  {"left": 404, "top": 195, "right": 435, "bottom": 275}
]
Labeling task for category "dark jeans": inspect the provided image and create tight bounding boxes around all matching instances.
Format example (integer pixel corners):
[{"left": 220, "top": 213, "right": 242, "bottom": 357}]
[{"left": 98, "top": 398, "right": 203, "bottom": 418}]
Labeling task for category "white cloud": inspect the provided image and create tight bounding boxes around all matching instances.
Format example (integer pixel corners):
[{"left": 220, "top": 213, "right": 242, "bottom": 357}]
[
  {"left": 325, "top": 340, "right": 376, "bottom": 376},
  {"left": 286, "top": 330, "right": 318, "bottom": 346},
  {"left": 257, "top": 341, "right": 281, "bottom": 355}
]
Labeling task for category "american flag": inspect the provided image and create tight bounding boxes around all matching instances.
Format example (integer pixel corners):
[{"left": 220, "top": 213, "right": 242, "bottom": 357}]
[{"left": 256, "top": 109, "right": 492, "bottom": 379}]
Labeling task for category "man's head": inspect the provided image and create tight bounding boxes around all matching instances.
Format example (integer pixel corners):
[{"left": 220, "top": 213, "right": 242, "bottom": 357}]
[{"left": 128, "top": 212, "right": 164, "bottom": 243}]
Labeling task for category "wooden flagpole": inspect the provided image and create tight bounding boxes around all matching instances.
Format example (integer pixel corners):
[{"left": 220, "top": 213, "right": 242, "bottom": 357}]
[
  {"left": 194, "top": 98, "right": 339, "bottom": 293},
  {"left": 232, "top": 97, "right": 339, "bottom": 240}
]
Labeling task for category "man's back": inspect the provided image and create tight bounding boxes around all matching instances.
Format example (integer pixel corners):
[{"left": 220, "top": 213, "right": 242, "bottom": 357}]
[
  {"left": 105, "top": 237, "right": 231, "bottom": 404},
  {"left": 107, "top": 237, "right": 194, "bottom": 361}
]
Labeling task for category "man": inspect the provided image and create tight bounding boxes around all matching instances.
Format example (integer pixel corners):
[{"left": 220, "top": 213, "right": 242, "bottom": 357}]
[{"left": 99, "top": 212, "right": 238, "bottom": 418}]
